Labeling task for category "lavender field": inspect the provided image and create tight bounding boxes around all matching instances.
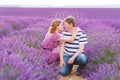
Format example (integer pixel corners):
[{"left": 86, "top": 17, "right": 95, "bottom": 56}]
[{"left": 0, "top": 8, "right": 120, "bottom": 80}]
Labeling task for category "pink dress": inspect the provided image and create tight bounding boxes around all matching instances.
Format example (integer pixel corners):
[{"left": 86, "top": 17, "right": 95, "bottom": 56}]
[{"left": 41, "top": 32, "right": 61, "bottom": 64}]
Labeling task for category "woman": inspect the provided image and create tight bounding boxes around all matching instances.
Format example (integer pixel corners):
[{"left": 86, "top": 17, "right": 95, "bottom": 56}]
[{"left": 41, "top": 19, "right": 78, "bottom": 64}]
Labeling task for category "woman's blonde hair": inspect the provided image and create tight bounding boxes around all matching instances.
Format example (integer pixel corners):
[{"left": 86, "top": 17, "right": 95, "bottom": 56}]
[{"left": 49, "top": 19, "right": 62, "bottom": 33}]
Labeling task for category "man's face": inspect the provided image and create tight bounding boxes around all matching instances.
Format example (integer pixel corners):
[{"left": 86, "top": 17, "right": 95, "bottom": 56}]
[{"left": 64, "top": 22, "right": 70, "bottom": 31}]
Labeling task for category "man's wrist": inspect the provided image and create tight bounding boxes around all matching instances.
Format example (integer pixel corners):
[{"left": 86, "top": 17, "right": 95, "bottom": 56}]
[{"left": 72, "top": 55, "right": 76, "bottom": 59}]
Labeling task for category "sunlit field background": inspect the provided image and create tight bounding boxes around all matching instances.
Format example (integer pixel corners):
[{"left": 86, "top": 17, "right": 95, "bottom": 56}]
[{"left": 0, "top": 8, "right": 120, "bottom": 80}]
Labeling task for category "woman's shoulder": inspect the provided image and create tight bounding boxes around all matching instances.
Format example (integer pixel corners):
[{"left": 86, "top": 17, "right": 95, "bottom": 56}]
[
  {"left": 53, "top": 33, "right": 61, "bottom": 39},
  {"left": 47, "top": 33, "right": 61, "bottom": 40}
]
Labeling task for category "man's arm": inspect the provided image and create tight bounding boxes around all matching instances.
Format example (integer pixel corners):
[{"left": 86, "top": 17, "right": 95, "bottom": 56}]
[
  {"left": 72, "top": 44, "right": 84, "bottom": 59},
  {"left": 68, "top": 44, "right": 85, "bottom": 64}
]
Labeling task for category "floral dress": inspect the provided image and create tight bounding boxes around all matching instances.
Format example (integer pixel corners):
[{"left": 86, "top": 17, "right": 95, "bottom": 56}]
[{"left": 41, "top": 32, "right": 61, "bottom": 64}]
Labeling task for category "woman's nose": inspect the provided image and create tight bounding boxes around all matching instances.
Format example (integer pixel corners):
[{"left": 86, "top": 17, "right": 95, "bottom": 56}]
[{"left": 63, "top": 25, "right": 65, "bottom": 28}]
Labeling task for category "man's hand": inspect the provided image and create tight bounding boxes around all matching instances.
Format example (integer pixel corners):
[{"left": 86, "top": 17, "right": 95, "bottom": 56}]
[
  {"left": 68, "top": 57, "right": 75, "bottom": 64},
  {"left": 59, "top": 60, "right": 66, "bottom": 67}
]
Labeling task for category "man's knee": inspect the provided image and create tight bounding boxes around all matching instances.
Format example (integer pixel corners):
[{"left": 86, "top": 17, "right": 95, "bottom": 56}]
[{"left": 77, "top": 53, "right": 88, "bottom": 64}]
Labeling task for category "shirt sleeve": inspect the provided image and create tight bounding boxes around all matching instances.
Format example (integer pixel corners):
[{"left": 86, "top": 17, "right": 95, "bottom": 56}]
[{"left": 79, "top": 30, "right": 88, "bottom": 45}]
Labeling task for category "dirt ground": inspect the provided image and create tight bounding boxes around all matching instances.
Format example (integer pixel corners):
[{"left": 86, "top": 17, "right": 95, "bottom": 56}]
[{"left": 60, "top": 65, "right": 87, "bottom": 80}]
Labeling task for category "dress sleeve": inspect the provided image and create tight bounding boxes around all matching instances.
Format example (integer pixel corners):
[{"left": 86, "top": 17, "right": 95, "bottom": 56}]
[{"left": 52, "top": 33, "right": 61, "bottom": 42}]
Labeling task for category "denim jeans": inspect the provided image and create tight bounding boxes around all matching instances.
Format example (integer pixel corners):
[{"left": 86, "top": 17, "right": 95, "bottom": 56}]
[{"left": 59, "top": 53, "right": 88, "bottom": 76}]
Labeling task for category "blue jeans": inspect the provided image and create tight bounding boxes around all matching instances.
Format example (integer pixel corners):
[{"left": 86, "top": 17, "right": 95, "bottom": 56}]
[{"left": 59, "top": 53, "right": 88, "bottom": 76}]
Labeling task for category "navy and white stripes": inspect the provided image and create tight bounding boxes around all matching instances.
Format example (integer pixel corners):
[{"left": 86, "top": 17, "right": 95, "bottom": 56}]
[{"left": 62, "top": 27, "right": 88, "bottom": 55}]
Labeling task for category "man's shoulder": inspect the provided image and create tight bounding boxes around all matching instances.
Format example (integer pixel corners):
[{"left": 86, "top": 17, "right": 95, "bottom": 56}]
[
  {"left": 77, "top": 27, "right": 85, "bottom": 34},
  {"left": 77, "top": 27, "right": 82, "bottom": 31}
]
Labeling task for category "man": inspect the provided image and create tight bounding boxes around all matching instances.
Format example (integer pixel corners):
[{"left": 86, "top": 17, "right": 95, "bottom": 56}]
[{"left": 59, "top": 16, "right": 88, "bottom": 76}]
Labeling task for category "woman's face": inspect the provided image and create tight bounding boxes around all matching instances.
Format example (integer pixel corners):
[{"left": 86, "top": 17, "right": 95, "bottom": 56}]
[{"left": 57, "top": 23, "right": 64, "bottom": 32}]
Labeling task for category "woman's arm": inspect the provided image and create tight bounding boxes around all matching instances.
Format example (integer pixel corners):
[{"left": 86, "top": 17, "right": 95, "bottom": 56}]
[
  {"left": 59, "top": 41, "right": 66, "bottom": 67},
  {"left": 58, "top": 28, "right": 78, "bottom": 42}
]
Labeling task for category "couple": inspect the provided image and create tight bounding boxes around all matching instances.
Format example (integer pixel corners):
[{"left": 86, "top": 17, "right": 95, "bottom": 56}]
[{"left": 41, "top": 16, "right": 88, "bottom": 76}]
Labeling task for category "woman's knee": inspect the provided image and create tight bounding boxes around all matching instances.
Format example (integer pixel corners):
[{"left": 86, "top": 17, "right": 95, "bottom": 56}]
[{"left": 59, "top": 69, "right": 68, "bottom": 76}]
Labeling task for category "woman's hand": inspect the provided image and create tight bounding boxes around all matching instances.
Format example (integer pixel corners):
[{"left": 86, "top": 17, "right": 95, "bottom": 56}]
[
  {"left": 71, "top": 27, "right": 78, "bottom": 36},
  {"left": 59, "top": 60, "right": 66, "bottom": 67}
]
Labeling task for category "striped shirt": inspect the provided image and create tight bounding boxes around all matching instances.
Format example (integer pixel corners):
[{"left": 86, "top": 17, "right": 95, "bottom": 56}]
[{"left": 62, "top": 27, "right": 88, "bottom": 56}]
